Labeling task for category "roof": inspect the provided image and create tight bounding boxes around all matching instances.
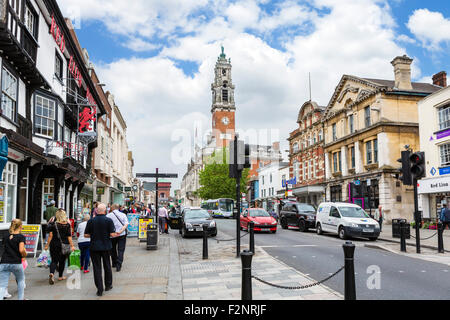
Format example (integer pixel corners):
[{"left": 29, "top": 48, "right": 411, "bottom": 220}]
[{"left": 363, "top": 78, "right": 442, "bottom": 93}]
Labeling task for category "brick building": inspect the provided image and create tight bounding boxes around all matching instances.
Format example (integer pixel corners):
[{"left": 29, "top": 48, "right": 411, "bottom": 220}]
[{"left": 288, "top": 101, "right": 326, "bottom": 206}]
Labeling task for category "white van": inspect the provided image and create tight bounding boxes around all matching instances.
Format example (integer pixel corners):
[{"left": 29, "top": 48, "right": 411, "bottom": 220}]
[{"left": 316, "top": 202, "right": 380, "bottom": 241}]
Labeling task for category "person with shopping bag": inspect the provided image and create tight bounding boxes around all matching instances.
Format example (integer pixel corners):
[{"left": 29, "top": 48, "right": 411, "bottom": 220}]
[
  {"left": 45, "top": 209, "right": 75, "bottom": 284},
  {"left": 77, "top": 214, "right": 91, "bottom": 273},
  {"left": 0, "top": 219, "right": 27, "bottom": 300}
]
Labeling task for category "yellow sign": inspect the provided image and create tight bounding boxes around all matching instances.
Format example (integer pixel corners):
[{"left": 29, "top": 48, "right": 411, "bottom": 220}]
[{"left": 138, "top": 218, "right": 154, "bottom": 240}]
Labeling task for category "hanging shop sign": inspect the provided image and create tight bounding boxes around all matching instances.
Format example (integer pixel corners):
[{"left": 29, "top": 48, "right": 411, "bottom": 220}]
[{"left": 44, "top": 140, "right": 87, "bottom": 158}]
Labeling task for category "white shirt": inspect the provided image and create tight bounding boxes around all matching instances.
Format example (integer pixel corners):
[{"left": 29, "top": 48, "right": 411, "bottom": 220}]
[
  {"left": 107, "top": 210, "right": 129, "bottom": 237},
  {"left": 158, "top": 207, "right": 168, "bottom": 218},
  {"left": 77, "top": 221, "right": 90, "bottom": 243}
]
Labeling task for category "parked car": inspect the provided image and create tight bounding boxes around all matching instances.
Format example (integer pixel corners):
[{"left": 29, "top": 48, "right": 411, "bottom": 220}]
[
  {"left": 168, "top": 208, "right": 182, "bottom": 230},
  {"left": 240, "top": 208, "right": 278, "bottom": 233},
  {"left": 179, "top": 208, "right": 217, "bottom": 238},
  {"left": 279, "top": 202, "right": 316, "bottom": 232},
  {"left": 316, "top": 202, "right": 380, "bottom": 241}
]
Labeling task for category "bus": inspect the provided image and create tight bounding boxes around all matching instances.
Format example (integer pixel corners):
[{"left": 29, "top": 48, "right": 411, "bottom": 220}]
[{"left": 201, "top": 198, "right": 235, "bottom": 218}]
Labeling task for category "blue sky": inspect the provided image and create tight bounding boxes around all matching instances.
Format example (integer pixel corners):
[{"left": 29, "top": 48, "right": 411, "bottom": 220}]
[{"left": 58, "top": 0, "right": 450, "bottom": 190}]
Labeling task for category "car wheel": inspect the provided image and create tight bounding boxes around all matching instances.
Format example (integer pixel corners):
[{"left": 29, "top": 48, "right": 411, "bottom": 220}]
[
  {"left": 298, "top": 220, "right": 308, "bottom": 232},
  {"left": 316, "top": 223, "right": 323, "bottom": 235},
  {"left": 271, "top": 230, "right": 277, "bottom": 234},
  {"left": 339, "top": 226, "right": 348, "bottom": 240},
  {"left": 281, "top": 218, "right": 288, "bottom": 229}
]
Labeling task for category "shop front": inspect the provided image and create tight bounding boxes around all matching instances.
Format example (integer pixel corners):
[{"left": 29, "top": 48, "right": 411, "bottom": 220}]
[
  {"left": 418, "top": 175, "right": 450, "bottom": 221},
  {"left": 292, "top": 185, "right": 325, "bottom": 207},
  {"left": 348, "top": 178, "right": 380, "bottom": 216}
]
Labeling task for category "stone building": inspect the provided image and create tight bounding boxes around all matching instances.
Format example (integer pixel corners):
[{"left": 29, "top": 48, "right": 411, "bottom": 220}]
[
  {"left": 288, "top": 101, "right": 326, "bottom": 206},
  {"left": 322, "top": 55, "right": 442, "bottom": 222}
]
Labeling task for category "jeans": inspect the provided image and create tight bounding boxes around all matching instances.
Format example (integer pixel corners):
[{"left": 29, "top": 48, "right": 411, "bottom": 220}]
[
  {"left": 110, "top": 236, "right": 126, "bottom": 268},
  {"left": 78, "top": 242, "right": 91, "bottom": 270},
  {"left": 0, "top": 264, "right": 25, "bottom": 301},
  {"left": 158, "top": 217, "right": 166, "bottom": 233}
]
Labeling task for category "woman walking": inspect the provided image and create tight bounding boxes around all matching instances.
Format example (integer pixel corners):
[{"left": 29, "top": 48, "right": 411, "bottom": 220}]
[
  {"left": 0, "top": 219, "right": 27, "bottom": 300},
  {"left": 77, "top": 214, "right": 91, "bottom": 273},
  {"left": 45, "top": 209, "right": 75, "bottom": 284}
]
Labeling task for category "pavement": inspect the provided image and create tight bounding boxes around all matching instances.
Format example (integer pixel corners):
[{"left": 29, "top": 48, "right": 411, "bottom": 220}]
[{"left": 3, "top": 230, "right": 343, "bottom": 300}]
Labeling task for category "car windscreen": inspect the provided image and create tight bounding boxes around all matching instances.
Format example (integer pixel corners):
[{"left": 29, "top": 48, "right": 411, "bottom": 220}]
[
  {"left": 339, "top": 207, "right": 370, "bottom": 218},
  {"left": 249, "top": 210, "right": 270, "bottom": 217},
  {"left": 185, "top": 210, "right": 211, "bottom": 219},
  {"left": 296, "top": 204, "right": 316, "bottom": 213}
]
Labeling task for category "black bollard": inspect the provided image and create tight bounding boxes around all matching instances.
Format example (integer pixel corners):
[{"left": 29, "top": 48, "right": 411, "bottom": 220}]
[
  {"left": 249, "top": 221, "right": 255, "bottom": 254},
  {"left": 438, "top": 222, "right": 445, "bottom": 254},
  {"left": 203, "top": 224, "right": 209, "bottom": 260},
  {"left": 343, "top": 241, "right": 356, "bottom": 301},
  {"left": 241, "top": 250, "right": 253, "bottom": 301},
  {"left": 400, "top": 220, "right": 407, "bottom": 252}
]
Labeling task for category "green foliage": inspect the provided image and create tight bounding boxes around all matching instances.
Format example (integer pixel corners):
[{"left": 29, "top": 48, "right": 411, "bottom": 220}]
[{"left": 197, "top": 147, "right": 249, "bottom": 201}]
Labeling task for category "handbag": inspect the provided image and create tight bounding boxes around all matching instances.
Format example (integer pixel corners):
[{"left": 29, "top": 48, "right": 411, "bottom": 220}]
[{"left": 55, "top": 223, "right": 72, "bottom": 255}]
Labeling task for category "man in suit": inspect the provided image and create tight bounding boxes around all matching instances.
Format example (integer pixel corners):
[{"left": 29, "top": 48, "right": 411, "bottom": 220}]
[{"left": 84, "top": 203, "right": 118, "bottom": 297}]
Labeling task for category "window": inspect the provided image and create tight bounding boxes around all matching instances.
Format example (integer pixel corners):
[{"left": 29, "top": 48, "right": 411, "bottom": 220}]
[
  {"left": 319, "top": 129, "right": 323, "bottom": 141},
  {"left": 332, "top": 123, "right": 337, "bottom": 141},
  {"left": 313, "top": 133, "right": 317, "bottom": 145},
  {"left": 330, "top": 186, "right": 342, "bottom": 202},
  {"left": 303, "top": 162, "right": 308, "bottom": 180},
  {"left": 440, "top": 143, "right": 450, "bottom": 167},
  {"left": 35, "top": 96, "right": 56, "bottom": 138},
  {"left": 349, "top": 115, "right": 354, "bottom": 134},
  {"left": 309, "top": 160, "right": 313, "bottom": 179},
  {"left": 366, "top": 139, "right": 378, "bottom": 165},
  {"left": 24, "top": 5, "right": 37, "bottom": 38},
  {"left": 55, "top": 52, "right": 63, "bottom": 80},
  {"left": 293, "top": 161, "right": 299, "bottom": 180},
  {"left": 270, "top": 173, "right": 273, "bottom": 184},
  {"left": 365, "top": 107, "right": 371, "bottom": 127},
  {"left": 293, "top": 142, "right": 299, "bottom": 153},
  {"left": 262, "top": 176, "right": 265, "bottom": 185},
  {"left": 0, "top": 162, "right": 18, "bottom": 224},
  {"left": 333, "top": 152, "right": 341, "bottom": 173},
  {"left": 1, "top": 67, "right": 18, "bottom": 121},
  {"left": 438, "top": 105, "right": 450, "bottom": 131},
  {"left": 222, "top": 89, "right": 228, "bottom": 103},
  {"left": 350, "top": 147, "right": 355, "bottom": 169}
]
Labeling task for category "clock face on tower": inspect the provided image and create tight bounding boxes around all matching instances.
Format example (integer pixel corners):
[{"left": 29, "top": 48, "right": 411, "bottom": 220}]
[{"left": 222, "top": 117, "right": 230, "bottom": 125}]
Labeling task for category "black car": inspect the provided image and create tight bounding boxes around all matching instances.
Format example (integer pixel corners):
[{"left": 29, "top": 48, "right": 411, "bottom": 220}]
[
  {"left": 179, "top": 208, "right": 217, "bottom": 238},
  {"left": 279, "top": 202, "right": 316, "bottom": 232}
]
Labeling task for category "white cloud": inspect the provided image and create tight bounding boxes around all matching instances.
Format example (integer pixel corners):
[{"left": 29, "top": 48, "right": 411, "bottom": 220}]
[
  {"left": 407, "top": 9, "right": 450, "bottom": 50},
  {"left": 59, "top": 0, "right": 418, "bottom": 191}
]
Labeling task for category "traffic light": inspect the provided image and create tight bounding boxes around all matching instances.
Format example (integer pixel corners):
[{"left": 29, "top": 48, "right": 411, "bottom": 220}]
[
  {"left": 397, "top": 150, "right": 412, "bottom": 186},
  {"left": 410, "top": 152, "right": 426, "bottom": 180},
  {"left": 243, "top": 144, "right": 251, "bottom": 169}
]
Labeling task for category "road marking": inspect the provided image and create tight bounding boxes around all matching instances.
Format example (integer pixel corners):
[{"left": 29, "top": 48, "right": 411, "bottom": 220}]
[
  {"left": 312, "top": 256, "right": 316, "bottom": 258},
  {"left": 443, "top": 270, "right": 449, "bottom": 272}
]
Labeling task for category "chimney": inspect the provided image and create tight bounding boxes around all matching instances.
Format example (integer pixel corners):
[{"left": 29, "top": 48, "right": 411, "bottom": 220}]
[
  {"left": 391, "top": 55, "right": 413, "bottom": 90},
  {"left": 433, "top": 71, "right": 447, "bottom": 87}
]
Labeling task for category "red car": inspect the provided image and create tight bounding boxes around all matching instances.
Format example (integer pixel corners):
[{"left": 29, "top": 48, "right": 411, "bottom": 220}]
[{"left": 240, "top": 209, "right": 278, "bottom": 233}]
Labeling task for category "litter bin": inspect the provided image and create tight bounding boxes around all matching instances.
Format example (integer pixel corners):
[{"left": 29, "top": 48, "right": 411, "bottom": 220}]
[
  {"left": 146, "top": 223, "right": 158, "bottom": 250},
  {"left": 392, "top": 219, "right": 410, "bottom": 239}
]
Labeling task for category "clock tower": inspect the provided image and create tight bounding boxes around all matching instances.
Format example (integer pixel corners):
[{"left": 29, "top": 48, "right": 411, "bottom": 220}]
[{"left": 211, "top": 46, "right": 236, "bottom": 148}]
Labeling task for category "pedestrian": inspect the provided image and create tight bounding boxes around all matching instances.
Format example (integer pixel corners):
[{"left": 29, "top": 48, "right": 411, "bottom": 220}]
[
  {"left": 374, "top": 205, "right": 384, "bottom": 232},
  {"left": 107, "top": 204, "right": 129, "bottom": 272},
  {"left": 157, "top": 205, "right": 169, "bottom": 235},
  {"left": 441, "top": 204, "right": 450, "bottom": 230},
  {"left": 0, "top": 219, "right": 27, "bottom": 301},
  {"left": 77, "top": 214, "right": 91, "bottom": 274},
  {"left": 92, "top": 202, "right": 99, "bottom": 218},
  {"left": 43, "top": 200, "right": 58, "bottom": 241},
  {"left": 84, "top": 203, "right": 118, "bottom": 297},
  {"left": 45, "top": 209, "right": 75, "bottom": 284}
]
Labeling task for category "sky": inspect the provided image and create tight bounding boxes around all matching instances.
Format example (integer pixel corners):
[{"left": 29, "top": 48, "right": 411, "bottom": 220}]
[{"left": 58, "top": 0, "right": 450, "bottom": 193}]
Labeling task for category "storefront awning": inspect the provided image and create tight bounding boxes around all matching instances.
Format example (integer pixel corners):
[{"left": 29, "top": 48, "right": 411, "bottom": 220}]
[{"left": 293, "top": 185, "right": 325, "bottom": 195}]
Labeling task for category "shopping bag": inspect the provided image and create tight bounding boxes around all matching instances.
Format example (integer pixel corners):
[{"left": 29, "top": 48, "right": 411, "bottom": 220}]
[
  {"left": 68, "top": 250, "right": 81, "bottom": 270},
  {"left": 22, "top": 259, "right": 28, "bottom": 270},
  {"left": 36, "top": 250, "right": 51, "bottom": 268}
]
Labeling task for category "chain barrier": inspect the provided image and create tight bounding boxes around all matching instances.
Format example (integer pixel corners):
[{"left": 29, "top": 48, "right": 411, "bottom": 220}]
[
  {"left": 410, "top": 232, "right": 438, "bottom": 241},
  {"left": 252, "top": 266, "right": 345, "bottom": 290},
  {"left": 215, "top": 231, "right": 249, "bottom": 243}
]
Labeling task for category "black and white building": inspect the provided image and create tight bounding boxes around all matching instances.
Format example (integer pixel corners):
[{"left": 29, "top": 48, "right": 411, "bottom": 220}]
[{"left": 0, "top": 0, "right": 105, "bottom": 243}]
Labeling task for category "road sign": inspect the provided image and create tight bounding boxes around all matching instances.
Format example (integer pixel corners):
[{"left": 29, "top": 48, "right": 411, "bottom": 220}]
[
  {"left": 137, "top": 173, "right": 178, "bottom": 178},
  {"left": 143, "top": 182, "right": 156, "bottom": 191}
]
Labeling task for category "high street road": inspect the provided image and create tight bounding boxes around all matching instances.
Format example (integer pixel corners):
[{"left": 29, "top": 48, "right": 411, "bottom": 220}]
[{"left": 215, "top": 219, "right": 450, "bottom": 300}]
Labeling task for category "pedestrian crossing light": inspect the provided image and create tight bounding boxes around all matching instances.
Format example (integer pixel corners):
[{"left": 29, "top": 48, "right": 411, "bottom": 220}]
[
  {"left": 410, "top": 152, "right": 426, "bottom": 180},
  {"left": 244, "top": 144, "right": 251, "bottom": 169}
]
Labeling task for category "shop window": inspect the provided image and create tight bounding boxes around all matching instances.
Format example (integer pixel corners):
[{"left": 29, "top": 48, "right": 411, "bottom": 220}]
[
  {"left": 330, "top": 186, "right": 342, "bottom": 202},
  {"left": 438, "top": 105, "right": 450, "bottom": 131},
  {"left": 0, "top": 162, "right": 18, "bottom": 224}
]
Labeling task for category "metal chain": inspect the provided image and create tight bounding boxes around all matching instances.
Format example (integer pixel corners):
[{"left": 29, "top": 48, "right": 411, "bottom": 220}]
[
  {"left": 215, "top": 232, "right": 249, "bottom": 243},
  {"left": 410, "top": 232, "right": 438, "bottom": 241},
  {"left": 252, "top": 266, "right": 345, "bottom": 290}
]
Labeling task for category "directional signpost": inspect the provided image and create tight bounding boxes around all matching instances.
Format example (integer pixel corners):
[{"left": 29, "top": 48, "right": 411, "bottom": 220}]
[{"left": 136, "top": 169, "right": 178, "bottom": 213}]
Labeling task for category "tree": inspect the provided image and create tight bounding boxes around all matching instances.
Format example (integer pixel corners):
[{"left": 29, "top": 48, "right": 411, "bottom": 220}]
[{"left": 197, "top": 147, "right": 249, "bottom": 200}]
